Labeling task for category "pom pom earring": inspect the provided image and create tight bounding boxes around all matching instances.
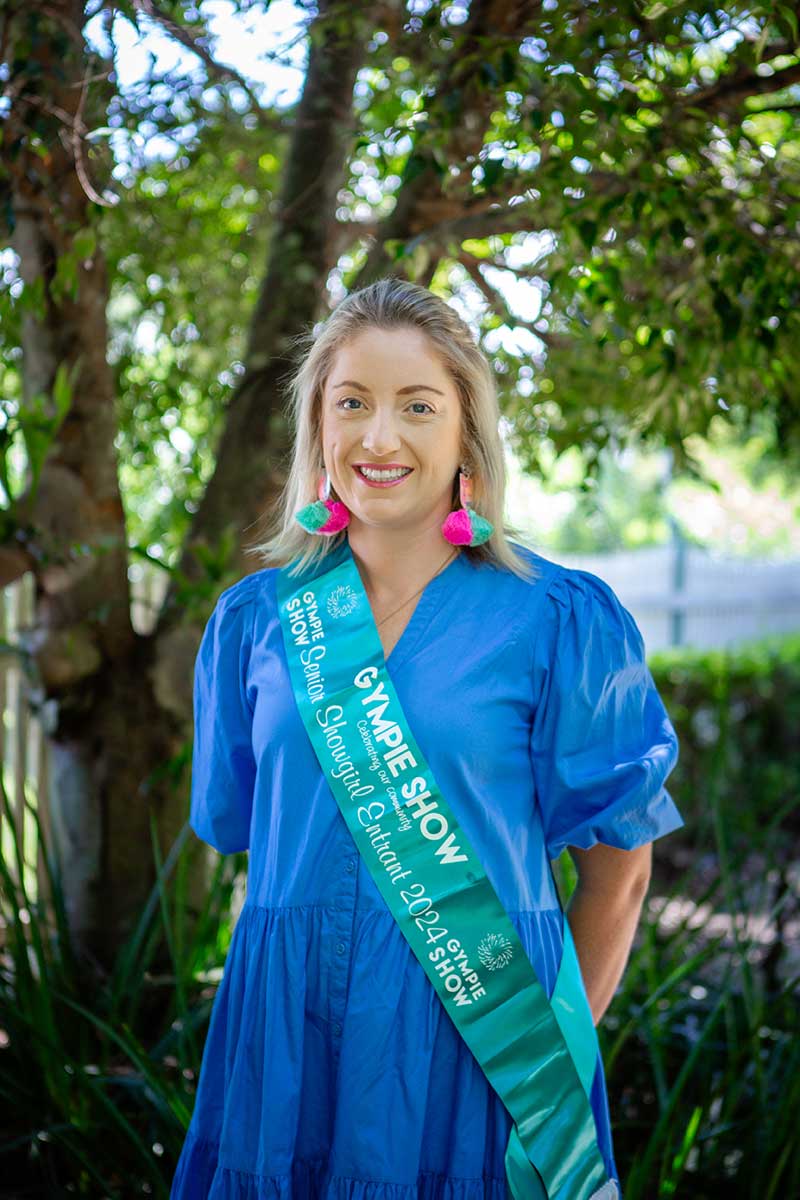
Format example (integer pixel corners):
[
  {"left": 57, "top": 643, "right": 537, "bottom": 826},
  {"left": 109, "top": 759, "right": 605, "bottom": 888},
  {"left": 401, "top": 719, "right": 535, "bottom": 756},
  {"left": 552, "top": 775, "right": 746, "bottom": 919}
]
[
  {"left": 441, "top": 467, "right": 493, "bottom": 546},
  {"left": 294, "top": 469, "right": 351, "bottom": 535}
]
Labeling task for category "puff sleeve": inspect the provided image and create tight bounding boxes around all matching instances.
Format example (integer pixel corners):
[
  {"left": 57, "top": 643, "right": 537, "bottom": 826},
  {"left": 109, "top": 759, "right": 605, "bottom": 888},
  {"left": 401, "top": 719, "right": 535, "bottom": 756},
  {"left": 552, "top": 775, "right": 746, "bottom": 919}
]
[
  {"left": 530, "top": 566, "right": 684, "bottom": 861},
  {"left": 189, "top": 586, "right": 257, "bottom": 854}
]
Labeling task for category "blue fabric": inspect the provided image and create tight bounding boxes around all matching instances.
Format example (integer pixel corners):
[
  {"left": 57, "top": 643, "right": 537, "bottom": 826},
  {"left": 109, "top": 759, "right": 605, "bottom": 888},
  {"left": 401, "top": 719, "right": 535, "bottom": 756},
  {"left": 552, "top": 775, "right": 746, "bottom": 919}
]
[{"left": 171, "top": 539, "right": 684, "bottom": 1199}]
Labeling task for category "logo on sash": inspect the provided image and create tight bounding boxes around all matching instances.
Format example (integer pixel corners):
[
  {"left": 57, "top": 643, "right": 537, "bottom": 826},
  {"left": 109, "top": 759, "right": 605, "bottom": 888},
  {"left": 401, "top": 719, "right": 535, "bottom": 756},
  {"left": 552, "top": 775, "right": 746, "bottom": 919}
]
[
  {"left": 477, "top": 931, "right": 514, "bottom": 971},
  {"left": 327, "top": 583, "right": 360, "bottom": 619}
]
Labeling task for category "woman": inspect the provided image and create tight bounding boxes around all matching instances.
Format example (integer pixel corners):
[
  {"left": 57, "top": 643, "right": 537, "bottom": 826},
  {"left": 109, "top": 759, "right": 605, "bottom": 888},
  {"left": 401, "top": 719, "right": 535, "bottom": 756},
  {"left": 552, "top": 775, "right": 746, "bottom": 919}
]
[{"left": 170, "top": 278, "right": 684, "bottom": 1199}]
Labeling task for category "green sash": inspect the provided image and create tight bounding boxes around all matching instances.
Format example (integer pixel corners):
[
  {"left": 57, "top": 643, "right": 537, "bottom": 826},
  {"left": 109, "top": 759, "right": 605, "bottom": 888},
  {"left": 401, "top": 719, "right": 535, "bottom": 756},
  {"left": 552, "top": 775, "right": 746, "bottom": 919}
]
[{"left": 276, "top": 541, "right": 619, "bottom": 1200}]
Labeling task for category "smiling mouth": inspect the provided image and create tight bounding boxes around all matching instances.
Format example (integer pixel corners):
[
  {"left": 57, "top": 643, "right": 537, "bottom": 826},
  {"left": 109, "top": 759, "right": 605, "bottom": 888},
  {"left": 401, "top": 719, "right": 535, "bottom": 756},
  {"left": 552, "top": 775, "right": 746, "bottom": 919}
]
[{"left": 353, "top": 465, "right": 414, "bottom": 483}]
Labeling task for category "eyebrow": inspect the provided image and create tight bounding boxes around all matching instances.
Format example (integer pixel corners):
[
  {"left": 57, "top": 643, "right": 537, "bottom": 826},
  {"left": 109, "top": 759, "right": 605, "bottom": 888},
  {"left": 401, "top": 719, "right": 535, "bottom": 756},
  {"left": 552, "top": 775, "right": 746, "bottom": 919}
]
[{"left": 332, "top": 379, "right": 445, "bottom": 396}]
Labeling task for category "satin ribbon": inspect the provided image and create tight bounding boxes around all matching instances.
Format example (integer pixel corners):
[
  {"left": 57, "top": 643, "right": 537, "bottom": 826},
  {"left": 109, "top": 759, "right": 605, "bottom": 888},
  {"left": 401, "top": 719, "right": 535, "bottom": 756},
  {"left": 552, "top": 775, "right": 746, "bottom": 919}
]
[{"left": 276, "top": 542, "right": 619, "bottom": 1200}]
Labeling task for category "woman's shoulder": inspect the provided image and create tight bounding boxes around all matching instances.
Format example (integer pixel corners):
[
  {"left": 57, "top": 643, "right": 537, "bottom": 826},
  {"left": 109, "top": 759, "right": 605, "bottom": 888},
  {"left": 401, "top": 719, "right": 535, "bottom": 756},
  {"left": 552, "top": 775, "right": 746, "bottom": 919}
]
[
  {"left": 475, "top": 540, "right": 583, "bottom": 608},
  {"left": 212, "top": 566, "right": 277, "bottom": 616},
  {"left": 500, "top": 541, "right": 617, "bottom": 595},
  {"left": 483, "top": 542, "right": 637, "bottom": 649}
]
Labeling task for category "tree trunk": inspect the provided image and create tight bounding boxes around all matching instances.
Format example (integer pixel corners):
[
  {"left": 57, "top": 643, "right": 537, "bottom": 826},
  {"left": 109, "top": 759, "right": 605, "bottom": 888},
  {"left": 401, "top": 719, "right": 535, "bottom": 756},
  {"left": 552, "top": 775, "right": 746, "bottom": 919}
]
[{"left": 2, "top": 1, "right": 203, "bottom": 967}]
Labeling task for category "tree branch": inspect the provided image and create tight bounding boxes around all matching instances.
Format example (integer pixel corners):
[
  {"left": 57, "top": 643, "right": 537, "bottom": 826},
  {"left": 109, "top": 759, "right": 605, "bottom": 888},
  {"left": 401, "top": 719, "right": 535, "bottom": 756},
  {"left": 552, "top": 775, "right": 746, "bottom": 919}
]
[{"left": 678, "top": 59, "right": 800, "bottom": 116}]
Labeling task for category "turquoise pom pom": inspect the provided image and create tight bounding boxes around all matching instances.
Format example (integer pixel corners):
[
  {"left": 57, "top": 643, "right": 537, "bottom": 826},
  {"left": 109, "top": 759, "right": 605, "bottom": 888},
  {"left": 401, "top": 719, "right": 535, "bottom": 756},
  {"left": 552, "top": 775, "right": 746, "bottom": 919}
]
[
  {"left": 295, "top": 500, "right": 331, "bottom": 533},
  {"left": 466, "top": 508, "right": 493, "bottom": 546}
]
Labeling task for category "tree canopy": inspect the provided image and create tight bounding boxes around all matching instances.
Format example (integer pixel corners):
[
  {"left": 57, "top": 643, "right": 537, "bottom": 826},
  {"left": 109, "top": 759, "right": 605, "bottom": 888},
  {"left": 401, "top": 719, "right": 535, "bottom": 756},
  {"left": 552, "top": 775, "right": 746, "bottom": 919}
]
[{"left": 3, "top": 2, "right": 800, "bottom": 577}]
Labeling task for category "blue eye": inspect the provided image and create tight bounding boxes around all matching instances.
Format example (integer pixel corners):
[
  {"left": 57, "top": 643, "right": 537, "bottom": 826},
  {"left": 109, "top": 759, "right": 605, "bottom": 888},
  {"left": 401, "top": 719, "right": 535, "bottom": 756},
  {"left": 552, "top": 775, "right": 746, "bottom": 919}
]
[{"left": 335, "top": 397, "right": 433, "bottom": 414}]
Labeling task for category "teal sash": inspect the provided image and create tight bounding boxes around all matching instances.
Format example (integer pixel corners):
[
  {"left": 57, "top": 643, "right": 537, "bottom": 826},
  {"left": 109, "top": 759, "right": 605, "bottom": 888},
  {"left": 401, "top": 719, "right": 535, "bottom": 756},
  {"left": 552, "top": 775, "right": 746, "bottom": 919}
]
[{"left": 276, "top": 541, "right": 619, "bottom": 1200}]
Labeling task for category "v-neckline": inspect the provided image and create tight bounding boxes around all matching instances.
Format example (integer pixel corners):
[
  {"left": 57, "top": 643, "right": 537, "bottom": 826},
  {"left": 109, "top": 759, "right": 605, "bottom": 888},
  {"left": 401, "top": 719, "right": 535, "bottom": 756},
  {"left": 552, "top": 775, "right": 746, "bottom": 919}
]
[
  {"left": 375, "top": 549, "right": 465, "bottom": 672},
  {"left": 314, "top": 536, "right": 467, "bottom": 672}
]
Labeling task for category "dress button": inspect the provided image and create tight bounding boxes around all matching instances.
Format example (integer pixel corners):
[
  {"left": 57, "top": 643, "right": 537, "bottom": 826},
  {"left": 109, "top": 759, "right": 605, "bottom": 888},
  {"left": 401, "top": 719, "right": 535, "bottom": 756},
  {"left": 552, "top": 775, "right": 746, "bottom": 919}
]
[
  {"left": 333, "top": 1022, "right": 342, "bottom": 1035},
  {"left": 345, "top": 859, "right": 355, "bottom": 873},
  {"left": 336, "top": 941, "right": 346, "bottom": 954}
]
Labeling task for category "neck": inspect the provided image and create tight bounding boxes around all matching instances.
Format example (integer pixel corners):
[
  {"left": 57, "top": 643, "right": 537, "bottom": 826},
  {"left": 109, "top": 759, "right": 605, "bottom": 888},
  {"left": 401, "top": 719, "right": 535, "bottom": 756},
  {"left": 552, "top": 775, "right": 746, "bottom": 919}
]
[{"left": 345, "top": 518, "right": 460, "bottom": 601}]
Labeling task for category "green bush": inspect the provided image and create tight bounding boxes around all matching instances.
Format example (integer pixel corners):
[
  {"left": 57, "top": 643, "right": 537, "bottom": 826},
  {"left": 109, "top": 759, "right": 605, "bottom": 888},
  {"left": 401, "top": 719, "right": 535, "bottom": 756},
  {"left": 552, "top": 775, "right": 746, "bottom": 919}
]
[
  {"left": 0, "top": 787, "right": 245, "bottom": 1198},
  {"left": 649, "top": 630, "right": 800, "bottom": 873},
  {"left": 604, "top": 631, "right": 800, "bottom": 1196}
]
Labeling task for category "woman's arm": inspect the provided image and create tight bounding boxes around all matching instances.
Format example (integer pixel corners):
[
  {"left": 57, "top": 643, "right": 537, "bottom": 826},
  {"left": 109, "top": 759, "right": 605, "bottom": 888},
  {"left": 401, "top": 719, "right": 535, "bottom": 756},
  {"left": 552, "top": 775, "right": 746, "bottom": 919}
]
[{"left": 562, "top": 842, "right": 653, "bottom": 1026}]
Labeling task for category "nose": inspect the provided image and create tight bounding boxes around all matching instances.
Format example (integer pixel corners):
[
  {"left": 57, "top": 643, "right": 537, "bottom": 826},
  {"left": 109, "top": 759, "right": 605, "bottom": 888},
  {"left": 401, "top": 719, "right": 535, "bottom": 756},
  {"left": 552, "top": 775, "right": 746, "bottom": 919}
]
[{"left": 360, "top": 408, "right": 401, "bottom": 457}]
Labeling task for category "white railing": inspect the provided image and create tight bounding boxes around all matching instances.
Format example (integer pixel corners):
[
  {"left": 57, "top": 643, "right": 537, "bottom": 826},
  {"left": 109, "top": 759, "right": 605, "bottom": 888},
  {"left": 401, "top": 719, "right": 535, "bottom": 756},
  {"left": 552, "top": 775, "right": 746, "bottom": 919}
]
[{"left": 543, "top": 544, "right": 800, "bottom": 653}]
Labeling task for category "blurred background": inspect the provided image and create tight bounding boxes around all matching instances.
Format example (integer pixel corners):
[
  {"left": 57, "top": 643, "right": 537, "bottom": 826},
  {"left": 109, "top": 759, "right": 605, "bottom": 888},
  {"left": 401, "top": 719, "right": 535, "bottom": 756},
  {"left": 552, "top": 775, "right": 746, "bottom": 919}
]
[{"left": 1, "top": 2, "right": 799, "bottom": 1197}]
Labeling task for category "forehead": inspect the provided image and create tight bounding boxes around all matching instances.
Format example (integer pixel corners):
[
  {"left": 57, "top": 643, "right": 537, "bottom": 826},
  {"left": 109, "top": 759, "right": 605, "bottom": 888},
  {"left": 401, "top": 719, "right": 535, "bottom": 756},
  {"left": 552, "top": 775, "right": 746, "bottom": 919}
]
[{"left": 328, "top": 327, "right": 453, "bottom": 389}]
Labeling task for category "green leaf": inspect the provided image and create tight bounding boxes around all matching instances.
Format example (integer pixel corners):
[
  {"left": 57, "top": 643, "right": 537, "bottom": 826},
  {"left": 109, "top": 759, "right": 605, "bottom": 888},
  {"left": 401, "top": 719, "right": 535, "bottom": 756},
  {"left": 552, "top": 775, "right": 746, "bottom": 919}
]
[{"left": 72, "top": 226, "right": 97, "bottom": 261}]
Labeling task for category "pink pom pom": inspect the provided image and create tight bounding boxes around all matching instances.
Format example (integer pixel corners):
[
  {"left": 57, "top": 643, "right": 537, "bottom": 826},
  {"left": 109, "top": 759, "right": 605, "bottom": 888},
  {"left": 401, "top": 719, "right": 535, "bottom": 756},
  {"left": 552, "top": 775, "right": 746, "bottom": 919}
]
[
  {"left": 318, "top": 500, "right": 350, "bottom": 534},
  {"left": 441, "top": 508, "right": 473, "bottom": 545}
]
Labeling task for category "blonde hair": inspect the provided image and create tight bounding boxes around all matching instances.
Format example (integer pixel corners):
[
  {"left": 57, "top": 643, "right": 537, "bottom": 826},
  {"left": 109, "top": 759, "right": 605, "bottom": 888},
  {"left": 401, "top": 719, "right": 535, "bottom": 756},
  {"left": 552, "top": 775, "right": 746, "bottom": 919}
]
[{"left": 245, "top": 277, "right": 540, "bottom": 582}]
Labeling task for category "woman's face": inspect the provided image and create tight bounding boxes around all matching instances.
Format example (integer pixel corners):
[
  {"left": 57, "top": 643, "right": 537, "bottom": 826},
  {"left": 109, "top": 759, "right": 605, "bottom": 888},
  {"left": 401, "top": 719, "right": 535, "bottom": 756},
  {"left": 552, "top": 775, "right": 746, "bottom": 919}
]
[{"left": 320, "top": 326, "right": 463, "bottom": 534}]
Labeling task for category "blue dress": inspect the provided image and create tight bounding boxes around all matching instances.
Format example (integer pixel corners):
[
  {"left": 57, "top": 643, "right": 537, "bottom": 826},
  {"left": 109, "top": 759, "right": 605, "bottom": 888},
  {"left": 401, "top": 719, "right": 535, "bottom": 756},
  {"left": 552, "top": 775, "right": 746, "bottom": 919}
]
[{"left": 170, "top": 538, "right": 684, "bottom": 1200}]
